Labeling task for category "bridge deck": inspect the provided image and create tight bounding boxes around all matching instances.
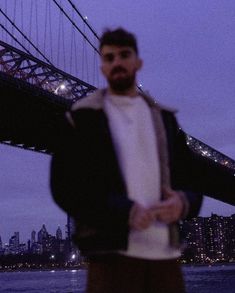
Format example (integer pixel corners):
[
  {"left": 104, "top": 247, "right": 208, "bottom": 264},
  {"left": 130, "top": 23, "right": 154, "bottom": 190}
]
[{"left": 0, "top": 71, "right": 70, "bottom": 154}]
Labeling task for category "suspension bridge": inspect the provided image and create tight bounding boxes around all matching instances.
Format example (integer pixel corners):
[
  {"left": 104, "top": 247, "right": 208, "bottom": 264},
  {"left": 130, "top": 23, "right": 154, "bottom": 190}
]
[
  {"left": 0, "top": 0, "right": 234, "bottom": 170},
  {"left": 0, "top": 0, "right": 99, "bottom": 154}
]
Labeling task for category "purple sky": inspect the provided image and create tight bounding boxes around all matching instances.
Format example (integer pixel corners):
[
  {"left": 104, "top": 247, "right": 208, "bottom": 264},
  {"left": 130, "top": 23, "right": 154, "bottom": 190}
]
[{"left": 0, "top": 1, "right": 235, "bottom": 243}]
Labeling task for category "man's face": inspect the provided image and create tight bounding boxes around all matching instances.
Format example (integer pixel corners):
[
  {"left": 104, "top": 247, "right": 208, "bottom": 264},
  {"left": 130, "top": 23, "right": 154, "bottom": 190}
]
[{"left": 100, "top": 45, "right": 142, "bottom": 93}]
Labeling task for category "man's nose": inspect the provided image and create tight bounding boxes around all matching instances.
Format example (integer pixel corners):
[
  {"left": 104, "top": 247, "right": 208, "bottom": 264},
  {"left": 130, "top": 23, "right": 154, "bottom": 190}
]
[{"left": 112, "top": 55, "right": 123, "bottom": 66}]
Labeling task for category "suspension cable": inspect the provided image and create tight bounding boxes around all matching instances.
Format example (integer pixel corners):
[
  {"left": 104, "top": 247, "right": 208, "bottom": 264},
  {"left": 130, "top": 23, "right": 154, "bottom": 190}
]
[
  {"left": 20, "top": 0, "right": 24, "bottom": 46},
  {"left": 0, "top": 23, "right": 33, "bottom": 57},
  {"left": 52, "top": 0, "right": 100, "bottom": 55},
  {"left": 66, "top": 0, "right": 100, "bottom": 41},
  {"left": 35, "top": 0, "right": 39, "bottom": 54},
  {"left": 48, "top": 1, "right": 54, "bottom": 63},
  {"left": 0, "top": 8, "right": 53, "bottom": 65},
  {"left": 12, "top": 0, "right": 17, "bottom": 45},
  {"left": 29, "top": 0, "right": 33, "bottom": 51},
  {"left": 69, "top": 9, "right": 75, "bottom": 74}
]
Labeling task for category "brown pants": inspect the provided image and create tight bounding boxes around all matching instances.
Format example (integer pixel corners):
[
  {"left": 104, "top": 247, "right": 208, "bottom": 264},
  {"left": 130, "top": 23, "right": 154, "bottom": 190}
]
[{"left": 87, "top": 254, "right": 186, "bottom": 293}]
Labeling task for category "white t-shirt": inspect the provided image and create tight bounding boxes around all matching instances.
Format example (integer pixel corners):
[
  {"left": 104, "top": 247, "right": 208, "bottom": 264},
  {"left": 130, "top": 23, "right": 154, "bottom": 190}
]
[{"left": 104, "top": 94, "right": 180, "bottom": 260}]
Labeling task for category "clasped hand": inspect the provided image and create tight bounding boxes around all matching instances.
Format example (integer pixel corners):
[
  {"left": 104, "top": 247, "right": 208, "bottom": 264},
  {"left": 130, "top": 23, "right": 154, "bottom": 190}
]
[{"left": 129, "top": 187, "right": 184, "bottom": 231}]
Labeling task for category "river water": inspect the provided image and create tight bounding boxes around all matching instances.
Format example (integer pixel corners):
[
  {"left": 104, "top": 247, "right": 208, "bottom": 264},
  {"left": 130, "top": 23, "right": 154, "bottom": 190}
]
[{"left": 0, "top": 264, "right": 234, "bottom": 292}]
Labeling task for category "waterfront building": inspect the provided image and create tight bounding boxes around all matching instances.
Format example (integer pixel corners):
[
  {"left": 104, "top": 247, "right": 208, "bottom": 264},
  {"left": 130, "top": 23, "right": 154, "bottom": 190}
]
[
  {"left": 0, "top": 236, "right": 3, "bottom": 255},
  {"left": 56, "top": 226, "right": 62, "bottom": 240},
  {"left": 205, "top": 214, "right": 229, "bottom": 261},
  {"left": 228, "top": 214, "right": 235, "bottom": 261},
  {"left": 66, "top": 216, "right": 77, "bottom": 253},
  {"left": 3, "top": 244, "right": 10, "bottom": 255},
  {"left": 0, "top": 235, "right": 2, "bottom": 250},
  {"left": 37, "top": 224, "right": 48, "bottom": 244},
  {"left": 19, "top": 243, "right": 27, "bottom": 254},
  {"left": 31, "top": 242, "right": 43, "bottom": 254},
  {"left": 31, "top": 230, "right": 36, "bottom": 244},
  {"left": 181, "top": 217, "right": 207, "bottom": 263},
  {"left": 181, "top": 214, "right": 235, "bottom": 263},
  {"left": 9, "top": 232, "right": 20, "bottom": 255}
]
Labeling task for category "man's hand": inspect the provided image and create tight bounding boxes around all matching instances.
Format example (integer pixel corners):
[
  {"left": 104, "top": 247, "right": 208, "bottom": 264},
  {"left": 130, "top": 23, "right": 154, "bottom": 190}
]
[
  {"left": 129, "top": 203, "right": 155, "bottom": 231},
  {"left": 152, "top": 187, "right": 185, "bottom": 224},
  {"left": 129, "top": 187, "right": 186, "bottom": 230}
]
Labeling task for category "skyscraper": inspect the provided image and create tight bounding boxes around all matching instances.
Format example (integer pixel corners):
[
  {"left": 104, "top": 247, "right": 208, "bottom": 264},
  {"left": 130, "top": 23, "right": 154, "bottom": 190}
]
[
  {"left": 37, "top": 224, "right": 48, "bottom": 244},
  {"left": 56, "top": 226, "right": 62, "bottom": 240},
  {"left": 0, "top": 235, "right": 2, "bottom": 251},
  {"left": 9, "top": 232, "right": 20, "bottom": 254},
  {"left": 31, "top": 230, "right": 36, "bottom": 244}
]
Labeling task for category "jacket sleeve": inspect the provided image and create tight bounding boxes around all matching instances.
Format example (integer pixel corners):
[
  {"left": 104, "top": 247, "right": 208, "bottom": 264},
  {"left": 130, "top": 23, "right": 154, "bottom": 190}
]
[
  {"left": 50, "top": 113, "right": 83, "bottom": 217},
  {"left": 178, "top": 190, "right": 203, "bottom": 220}
]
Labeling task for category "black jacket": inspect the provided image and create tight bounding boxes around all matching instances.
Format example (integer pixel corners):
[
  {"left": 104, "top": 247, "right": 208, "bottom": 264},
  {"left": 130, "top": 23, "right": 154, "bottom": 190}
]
[{"left": 50, "top": 92, "right": 235, "bottom": 255}]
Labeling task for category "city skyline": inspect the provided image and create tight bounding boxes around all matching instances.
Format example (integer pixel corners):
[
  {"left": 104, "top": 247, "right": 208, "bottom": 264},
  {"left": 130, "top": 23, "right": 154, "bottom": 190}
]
[
  {"left": 0, "top": 213, "right": 233, "bottom": 244},
  {"left": 1, "top": 213, "right": 234, "bottom": 266},
  {"left": 0, "top": 223, "right": 66, "bottom": 245}
]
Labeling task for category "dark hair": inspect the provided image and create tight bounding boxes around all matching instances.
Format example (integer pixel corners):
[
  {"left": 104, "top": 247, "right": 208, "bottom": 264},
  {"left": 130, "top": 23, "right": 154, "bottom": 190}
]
[{"left": 99, "top": 28, "right": 138, "bottom": 55}]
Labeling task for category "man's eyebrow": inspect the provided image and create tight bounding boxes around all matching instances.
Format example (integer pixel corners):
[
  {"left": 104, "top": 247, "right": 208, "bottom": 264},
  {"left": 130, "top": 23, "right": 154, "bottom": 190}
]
[
  {"left": 103, "top": 52, "right": 114, "bottom": 57},
  {"left": 121, "top": 49, "right": 132, "bottom": 55},
  {"left": 102, "top": 52, "right": 114, "bottom": 60},
  {"left": 121, "top": 48, "right": 132, "bottom": 52}
]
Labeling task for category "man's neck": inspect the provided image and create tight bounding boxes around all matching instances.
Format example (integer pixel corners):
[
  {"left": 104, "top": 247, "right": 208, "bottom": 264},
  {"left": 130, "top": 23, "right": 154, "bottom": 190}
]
[{"left": 108, "top": 86, "right": 138, "bottom": 97}]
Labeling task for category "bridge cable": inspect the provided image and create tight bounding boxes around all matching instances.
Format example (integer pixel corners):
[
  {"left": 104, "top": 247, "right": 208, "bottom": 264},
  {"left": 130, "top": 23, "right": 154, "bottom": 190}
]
[
  {"left": 66, "top": 0, "right": 100, "bottom": 41},
  {"left": 20, "top": 0, "right": 24, "bottom": 46},
  {"left": 48, "top": 1, "right": 54, "bottom": 63},
  {"left": 35, "top": 0, "right": 39, "bottom": 56},
  {"left": 0, "top": 8, "right": 53, "bottom": 65},
  {"left": 43, "top": 1, "right": 54, "bottom": 64},
  {"left": 0, "top": 23, "right": 33, "bottom": 57},
  {"left": 69, "top": 9, "right": 78, "bottom": 75},
  {"left": 61, "top": 3, "right": 67, "bottom": 72},
  {"left": 56, "top": 0, "right": 67, "bottom": 71},
  {"left": 3, "top": 0, "right": 8, "bottom": 42},
  {"left": 12, "top": 0, "right": 17, "bottom": 46},
  {"left": 29, "top": 0, "right": 33, "bottom": 52},
  {"left": 67, "top": 0, "right": 100, "bottom": 84},
  {"left": 43, "top": 1, "right": 49, "bottom": 59},
  {"left": 52, "top": 0, "right": 100, "bottom": 55}
]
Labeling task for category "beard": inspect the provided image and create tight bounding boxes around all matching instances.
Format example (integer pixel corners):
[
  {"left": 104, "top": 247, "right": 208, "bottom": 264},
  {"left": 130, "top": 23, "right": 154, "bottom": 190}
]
[{"left": 108, "top": 68, "right": 136, "bottom": 93}]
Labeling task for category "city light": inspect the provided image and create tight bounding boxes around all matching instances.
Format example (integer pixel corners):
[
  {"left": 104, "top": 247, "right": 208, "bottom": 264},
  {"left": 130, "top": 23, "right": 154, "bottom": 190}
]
[{"left": 54, "top": 83, "right": 67, "bottom": 95}]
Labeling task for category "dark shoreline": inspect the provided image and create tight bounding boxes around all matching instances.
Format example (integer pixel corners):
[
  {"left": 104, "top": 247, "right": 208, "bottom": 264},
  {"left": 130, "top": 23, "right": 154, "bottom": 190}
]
[
  {"left": 1, "top": 262, "right": 235, "bottom": 273},
  {"left": 182, "top": 262, "right": 235, "bottom": 267},
  {"left": 0, "top": 265, "right": 88, "bottom": 273}
]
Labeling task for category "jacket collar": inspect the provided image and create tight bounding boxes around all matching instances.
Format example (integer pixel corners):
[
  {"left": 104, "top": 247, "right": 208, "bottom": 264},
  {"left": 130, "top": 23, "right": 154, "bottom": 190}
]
[{"left": 71, "top": 88, "right": 177, "bottom": 113}]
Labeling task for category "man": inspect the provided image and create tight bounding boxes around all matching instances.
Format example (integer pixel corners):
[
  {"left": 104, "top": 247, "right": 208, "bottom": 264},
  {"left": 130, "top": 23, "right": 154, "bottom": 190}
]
[{"left": 50, "top": 28, "right": 235, "bottom": 293}]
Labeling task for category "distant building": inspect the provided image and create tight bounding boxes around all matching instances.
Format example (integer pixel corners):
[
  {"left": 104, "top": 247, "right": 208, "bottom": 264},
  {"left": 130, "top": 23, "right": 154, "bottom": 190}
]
[
  {"left": 37, "top": 224, "right": 48, "bottom": 244},
  {"left": 227, "top": 214, "right": 235, "bottom": 261},
  {"left": 181, "top": 214, "right": 235, "bottom": 263},
  {"left": 181, "top": 217, "right": 207, "bottom": 263},
  {"left": 66, "top": 215, "right": 76, "bottom": 253},
  {"left": 205, "top": 214, "right": 229, "bottom": 261},
  {"left": 9, "top": 232, "right": 20, "bottom": 255},
  {"left": 31, "top": 230, "right": 36, "bottom": 244},
  {"left": 56, "top": 226, "right": 62, "bottom": 240},
  {"left": 0, "top": 235, "right": 3, "bottom": 255},
  {"left": 31, "top": 242, "right": 43, "bottom": 254}
]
